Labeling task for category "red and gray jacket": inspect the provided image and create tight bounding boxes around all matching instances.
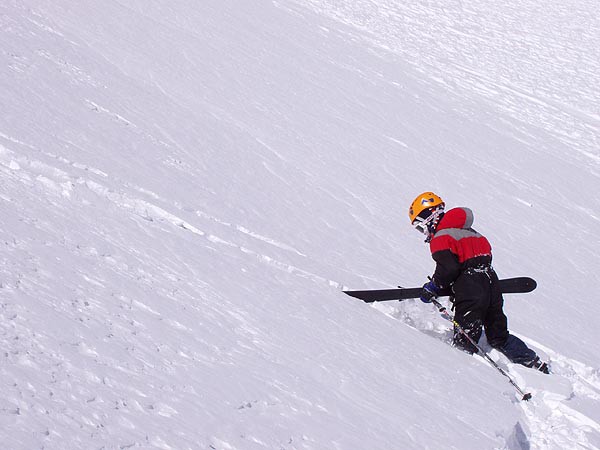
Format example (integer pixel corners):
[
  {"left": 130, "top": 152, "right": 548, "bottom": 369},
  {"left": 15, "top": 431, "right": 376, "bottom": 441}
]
[{"left": 429, "top": 207, "right": 493, "bottom": 288}]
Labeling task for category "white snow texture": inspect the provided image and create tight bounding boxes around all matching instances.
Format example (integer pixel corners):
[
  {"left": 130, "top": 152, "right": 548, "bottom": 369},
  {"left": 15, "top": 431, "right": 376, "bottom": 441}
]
[{"left": 1, "top": 0, "right": 599, "bottom": 449}]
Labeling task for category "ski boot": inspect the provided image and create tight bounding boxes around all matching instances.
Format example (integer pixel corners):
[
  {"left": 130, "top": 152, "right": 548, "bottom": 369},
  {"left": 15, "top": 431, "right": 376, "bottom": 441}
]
[{"left": 528, "top": 356, "right": 550, "bottom": 374}]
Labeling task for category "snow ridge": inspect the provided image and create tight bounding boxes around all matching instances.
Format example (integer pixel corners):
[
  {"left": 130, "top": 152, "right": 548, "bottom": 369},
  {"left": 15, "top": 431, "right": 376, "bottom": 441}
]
[{"left": 385, "top": 297, "right": 600, "bottom": 449}]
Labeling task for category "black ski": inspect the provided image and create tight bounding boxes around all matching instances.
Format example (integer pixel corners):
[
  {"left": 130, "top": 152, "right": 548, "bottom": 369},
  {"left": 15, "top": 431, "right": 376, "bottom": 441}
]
[{"left": 344, "top": 277, "right": 536, "bottom": 303}]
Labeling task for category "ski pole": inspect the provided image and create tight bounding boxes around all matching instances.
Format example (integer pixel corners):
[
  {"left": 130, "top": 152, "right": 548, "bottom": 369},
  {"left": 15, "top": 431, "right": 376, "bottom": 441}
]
[{"left": 430, "top": 298, "right": 532, "bottom": 401}]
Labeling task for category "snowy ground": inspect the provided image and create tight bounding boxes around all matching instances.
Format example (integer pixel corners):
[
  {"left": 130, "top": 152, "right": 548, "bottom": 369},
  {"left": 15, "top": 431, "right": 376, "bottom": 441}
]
[{"left": 1, "top": 0, "right": 599, "bottom": 449}]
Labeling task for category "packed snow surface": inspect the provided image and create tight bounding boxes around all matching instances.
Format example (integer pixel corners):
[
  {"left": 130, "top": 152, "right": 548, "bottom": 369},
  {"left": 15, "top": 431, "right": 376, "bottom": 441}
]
[{"left": 1, "top": 0, "right": 599, "bottom": 449}]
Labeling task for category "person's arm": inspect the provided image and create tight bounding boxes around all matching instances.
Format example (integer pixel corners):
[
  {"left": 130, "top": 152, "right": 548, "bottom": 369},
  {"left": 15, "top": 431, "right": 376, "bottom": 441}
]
[{"left": 431, "top": 249, "right": 460, "bottom": 288}]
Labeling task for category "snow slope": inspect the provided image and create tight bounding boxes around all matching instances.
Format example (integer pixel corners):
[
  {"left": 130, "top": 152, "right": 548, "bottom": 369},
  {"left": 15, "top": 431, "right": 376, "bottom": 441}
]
[{"left": 1, "top": 0, "right": 599, "bottom": 449}]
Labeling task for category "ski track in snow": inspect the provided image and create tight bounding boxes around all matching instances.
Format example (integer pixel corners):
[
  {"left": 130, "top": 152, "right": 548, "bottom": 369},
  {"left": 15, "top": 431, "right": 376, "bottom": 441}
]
[
  {"left": 382, "top": 300, "right": 600, "bottom": 449},
  {"left": 0, "top": 140, "right": 342, "bottom": 290}
]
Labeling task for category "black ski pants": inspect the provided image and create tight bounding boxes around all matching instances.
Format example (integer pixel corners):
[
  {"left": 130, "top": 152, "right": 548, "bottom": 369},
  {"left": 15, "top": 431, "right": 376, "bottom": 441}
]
[
  {"left": 451, "top": 268, "right": 537, "bottom": 365},
  {"left": 452, "top": 268, "right": 509, "bottom": 353}
]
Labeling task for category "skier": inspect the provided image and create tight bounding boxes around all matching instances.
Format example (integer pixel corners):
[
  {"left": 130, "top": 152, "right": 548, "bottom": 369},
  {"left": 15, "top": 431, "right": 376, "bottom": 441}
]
[{"left": 409, "top": 192, "right": 549, "bottom": 373}]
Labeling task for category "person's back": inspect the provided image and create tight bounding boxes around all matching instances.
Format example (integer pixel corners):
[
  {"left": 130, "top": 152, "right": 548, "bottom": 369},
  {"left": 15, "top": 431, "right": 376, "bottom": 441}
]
[{"left": 429, "top": 207, "right": 492, "bottom": 288}]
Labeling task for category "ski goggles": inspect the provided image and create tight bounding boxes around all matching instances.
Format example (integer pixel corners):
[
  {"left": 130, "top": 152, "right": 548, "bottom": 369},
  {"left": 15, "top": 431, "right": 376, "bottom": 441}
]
[
  {"left": 412, "top": 216, "right": 432, "bottom": 235},
  {"left": 412, "top": 208, "right": 442, "bottom": 235}
]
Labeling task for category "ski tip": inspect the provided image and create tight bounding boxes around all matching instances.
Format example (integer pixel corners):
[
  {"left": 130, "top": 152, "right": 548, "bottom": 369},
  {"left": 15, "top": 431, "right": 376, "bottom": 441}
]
[
  {"left": 528, "top": 278, "right": 537, "bottom": 292},
  {"left": 522, "top": 392, "right": 533, "bottom": 401}
]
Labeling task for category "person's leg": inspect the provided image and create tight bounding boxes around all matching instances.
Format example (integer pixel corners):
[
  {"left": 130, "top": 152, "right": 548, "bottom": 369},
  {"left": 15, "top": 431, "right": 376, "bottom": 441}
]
[
  {"left": 483, "top": 275, "right": 509, "bottom": 348},
  {"left": 486, "top": 272, "right": 539, "bottom": 366},
  {"left": 452, "top": 274, "right": 489, "bottom": 353}
]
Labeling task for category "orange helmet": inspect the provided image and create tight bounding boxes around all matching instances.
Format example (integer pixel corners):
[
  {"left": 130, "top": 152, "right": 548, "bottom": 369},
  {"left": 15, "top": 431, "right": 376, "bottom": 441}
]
[{"left": 409, "top": 192, "right": 445, "bottom": 224}]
